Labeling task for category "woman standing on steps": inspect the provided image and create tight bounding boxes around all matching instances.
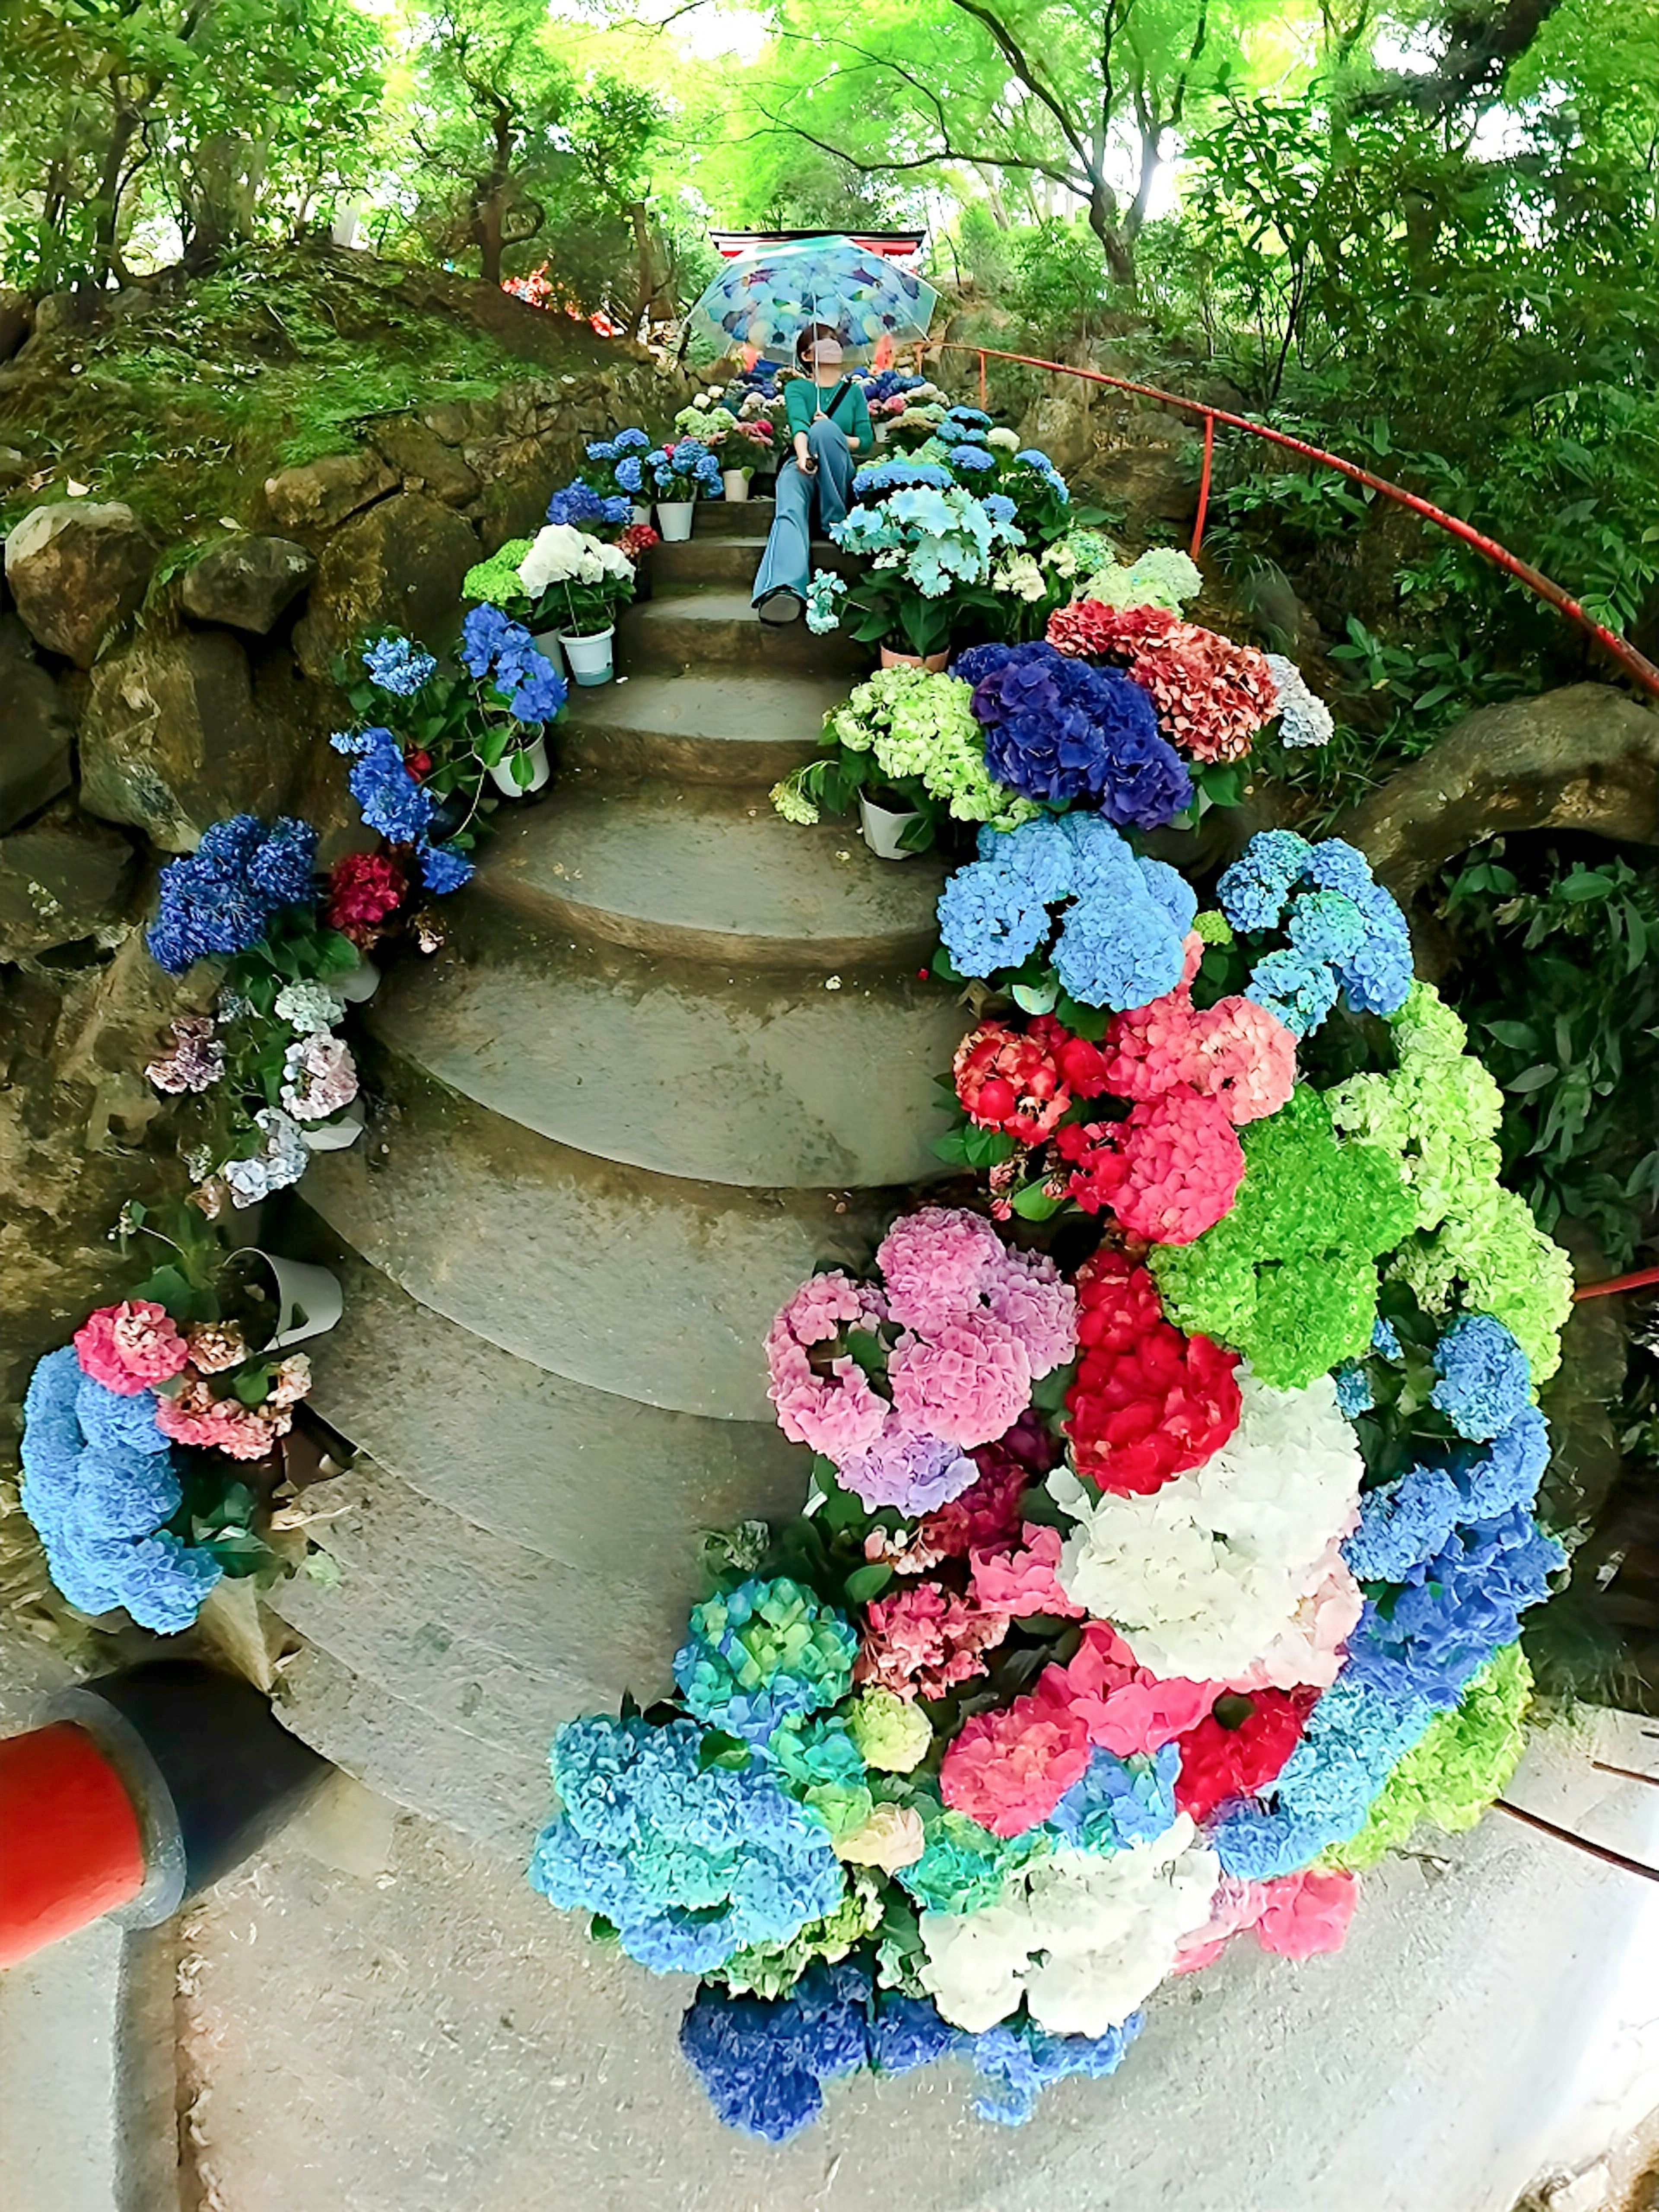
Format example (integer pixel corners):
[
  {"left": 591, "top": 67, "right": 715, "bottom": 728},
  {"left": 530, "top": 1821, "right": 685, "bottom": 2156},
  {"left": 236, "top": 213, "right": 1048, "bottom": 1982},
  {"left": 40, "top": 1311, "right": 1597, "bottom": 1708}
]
[{"left": 751, "top": 325, "right": 874, "bottom": 625}]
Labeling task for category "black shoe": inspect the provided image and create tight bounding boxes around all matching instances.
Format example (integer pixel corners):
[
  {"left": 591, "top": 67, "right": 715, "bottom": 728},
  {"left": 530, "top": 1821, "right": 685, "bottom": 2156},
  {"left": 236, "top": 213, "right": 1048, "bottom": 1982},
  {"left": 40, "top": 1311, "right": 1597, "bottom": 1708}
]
[{"left": 755, "top": 587, "right": 804, "bottom": 626}]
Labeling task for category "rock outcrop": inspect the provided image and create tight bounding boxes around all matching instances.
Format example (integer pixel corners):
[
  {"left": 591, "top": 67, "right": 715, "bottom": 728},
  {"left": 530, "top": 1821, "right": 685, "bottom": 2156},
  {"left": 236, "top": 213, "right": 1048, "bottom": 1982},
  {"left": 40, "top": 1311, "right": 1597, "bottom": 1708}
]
[
  {"left": 179, "top": 536, "right": 316, "bottom": 634},
  {"left": 3, "top": 501, "right": 154, "bottom": 667}
]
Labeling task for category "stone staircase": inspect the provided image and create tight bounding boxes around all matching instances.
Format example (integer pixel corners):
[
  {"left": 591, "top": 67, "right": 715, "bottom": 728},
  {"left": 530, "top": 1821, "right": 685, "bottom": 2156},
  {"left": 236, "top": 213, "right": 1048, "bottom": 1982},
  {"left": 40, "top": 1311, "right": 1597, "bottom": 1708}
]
[{"left": 267, "top": 500, "right": 963, "bottom": 1853}]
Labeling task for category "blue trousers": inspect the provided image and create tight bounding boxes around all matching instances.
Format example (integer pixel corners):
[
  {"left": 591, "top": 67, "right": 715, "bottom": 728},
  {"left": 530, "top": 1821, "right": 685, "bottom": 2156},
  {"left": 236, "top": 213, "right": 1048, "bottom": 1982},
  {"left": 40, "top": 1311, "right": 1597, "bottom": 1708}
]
[{"left": 750, "top": 417, "right": 856, "bottom": 605}]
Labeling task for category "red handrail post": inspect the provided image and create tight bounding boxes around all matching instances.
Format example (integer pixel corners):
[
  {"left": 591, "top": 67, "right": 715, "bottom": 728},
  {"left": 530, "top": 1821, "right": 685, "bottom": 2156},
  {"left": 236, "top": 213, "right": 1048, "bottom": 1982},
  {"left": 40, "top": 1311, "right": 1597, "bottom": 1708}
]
[
  {"left": 979, "top": 350, "right": 987, "bottom": 409},
  {"left": 1191, "top": 412, "right": 1216, "bottom": 559}
]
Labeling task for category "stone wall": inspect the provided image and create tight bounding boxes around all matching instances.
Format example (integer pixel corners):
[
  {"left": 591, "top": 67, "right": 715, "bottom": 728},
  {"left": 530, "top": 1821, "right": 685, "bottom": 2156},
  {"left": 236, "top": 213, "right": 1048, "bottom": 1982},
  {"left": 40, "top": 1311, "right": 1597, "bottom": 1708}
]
[{"left": 0, "top": 351, "right": 685, "bottom": 1477}]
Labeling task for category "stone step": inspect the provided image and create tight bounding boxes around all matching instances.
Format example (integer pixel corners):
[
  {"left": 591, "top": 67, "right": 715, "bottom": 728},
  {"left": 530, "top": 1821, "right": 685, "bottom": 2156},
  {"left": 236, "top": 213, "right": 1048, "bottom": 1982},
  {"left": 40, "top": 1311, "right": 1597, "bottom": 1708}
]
[
  {"left": 367, "top": 914, "right": 963, "bottom": 1187},
  {"left": 297, "top": 1043, "right": 899, "bottom": 1420},
  {"left": 560, "top": 671, "right": 847, "bottom": 785},
  {"left": 667, "top": 498, "right": 775, "bottom": 538},
  {"left": 272, "top": 1224, "right": 805, "bottom": 1565},
  {"left": 476, "top": 781, "right": 947, "bottom": 968},
  {"left": 649, "top": 537, "right": 858, "bottom": 592},
  {"left": 273, "top": 1640, "right": 545, "bottom": 1861},
  {"left": 620, "top": 587, "right": 868, "bottom": 679}
]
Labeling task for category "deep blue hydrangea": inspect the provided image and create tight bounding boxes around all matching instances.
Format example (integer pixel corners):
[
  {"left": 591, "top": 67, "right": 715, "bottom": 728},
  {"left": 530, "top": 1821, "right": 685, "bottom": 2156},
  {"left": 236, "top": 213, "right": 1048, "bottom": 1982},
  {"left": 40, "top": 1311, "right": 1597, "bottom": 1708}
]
[
  {"left": 547, "top": 480, "right": 632, "bottom": 529},
  {"left": 146, "top": 814, "right": 320, "bottom": 973},
  {"left": 1217, "top": 833, "right": 1411, "bottom": 1036},
  {"left": 614, "top": 454, "right": 645, "bottom": 494},
  {"left": 968, "top": 2014, "right": 1143, "bottom": 2126},
  {"left": 951, "top": 640, "right": 1191, "bottom": 824},
  {"left": 528, "top": 1715, "right": 844, "bottom": 1974},
  {"left": 19, "top": 1348, "right": 221, "bottom": 1634},
  {"left": 1431, "top": 1313, "right": 1533, "bottom": 1440},
  {"left": 1211, "top": 1676, "right": 1437, "bottom": 1878},
  {"left": 1344, "top": 1504, "right": 1564, "bottom": 1710},
  {"left": 938, "top": 814, "right": 1193, "bottom": 1006},
  {"left": 1344, "top": 1410, "right": 1551, "bottom": 1585},
  {"left": 674, "top": 1577, "right": 858, "bottom": 1750},
  {"left": 362, "top": 636, "right": 437, "bottom": 696},
  {"left": 678, "top": 1963, "right": 871, "bottom": 2141},
  {"left": 868, "top": 1992, "right": 962, "bottom": 2076},
  {"left": 461, "top": 603, "right": 511, "bottom": 677},
  {"left": 461, "top": 608, "right": 568, "bottom": 724},
  {"left": 420, "top": 843, "right": 474, "bottom": 894},
  {"left": 1046, "top": 1744, "right": 1179, "bottom": 1852},
  {"left": 342, "top": 731, "right": 433, "bottom": 845}
]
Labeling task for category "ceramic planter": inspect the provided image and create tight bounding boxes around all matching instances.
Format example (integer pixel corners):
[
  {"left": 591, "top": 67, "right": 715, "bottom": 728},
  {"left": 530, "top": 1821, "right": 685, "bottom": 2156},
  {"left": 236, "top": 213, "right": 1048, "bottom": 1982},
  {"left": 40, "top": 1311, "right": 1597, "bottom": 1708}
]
[
  {"left": 228, "top": 1249, "right": 344, "bottom": 1349},
  {"left": 300, "top": 1102, "right": 365, "bottom": 1152},
  {"left": 722, "top": 469, "right": 751, "bottom": 502},
  {"left": 656, "top": 500, "right": 695, "bottom": 541},
  {"left": 559, "top": 627, "right": 616, "bottom": 685},
  {"left": 858, "top": 792, "right": 925, "bottom": 862},
  {"left": 879, "top": 644, "right": 950, "bottom": 672},
  {"left": 631, "top": 502, "right": 653, "bottom": 527},
  {"left": 334, "top": 957, "right": 380, "bottom": 1004},
  {"left": 528, "top": 629, "right": 567, "bottom": 678},
  {"left": 488, "top": 732, "right": 552, "bottom": 793}
]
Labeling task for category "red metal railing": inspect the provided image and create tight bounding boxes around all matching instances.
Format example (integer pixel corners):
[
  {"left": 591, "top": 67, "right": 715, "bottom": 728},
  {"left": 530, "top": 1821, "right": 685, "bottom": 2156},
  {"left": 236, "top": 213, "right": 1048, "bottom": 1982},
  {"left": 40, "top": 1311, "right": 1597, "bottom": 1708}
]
[{"left": 931, "top": 343, "right": 1659, "bottom": 702}]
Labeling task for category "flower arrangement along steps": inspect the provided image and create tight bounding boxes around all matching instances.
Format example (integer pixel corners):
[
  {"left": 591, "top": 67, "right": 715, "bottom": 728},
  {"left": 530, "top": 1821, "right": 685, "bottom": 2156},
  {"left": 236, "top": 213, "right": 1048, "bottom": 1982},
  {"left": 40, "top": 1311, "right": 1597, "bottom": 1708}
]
[{"left": 265, "top": 537, "right": 960, "bottom": 1843}]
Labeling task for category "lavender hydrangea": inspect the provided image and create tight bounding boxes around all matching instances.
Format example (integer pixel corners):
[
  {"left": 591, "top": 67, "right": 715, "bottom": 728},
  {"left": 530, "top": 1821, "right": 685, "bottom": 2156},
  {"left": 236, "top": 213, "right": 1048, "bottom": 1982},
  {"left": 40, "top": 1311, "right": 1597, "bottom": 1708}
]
[
  {"left": 950, "top": 640, "right": 1191, "bottom": 825},
  {"left": 835, "top": 1424, "right": 978, "bottom": 1514},
  {"left": 146, "top": 814, "right": 320, "bottom": 973}
]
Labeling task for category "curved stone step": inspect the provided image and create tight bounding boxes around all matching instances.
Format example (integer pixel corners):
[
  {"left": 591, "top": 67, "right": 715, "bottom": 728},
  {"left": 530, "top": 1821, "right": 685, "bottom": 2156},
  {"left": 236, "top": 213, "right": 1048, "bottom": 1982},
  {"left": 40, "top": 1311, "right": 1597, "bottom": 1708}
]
[
  {"left": 560, "top": 672, "right": 846, "bottom": 785},
  {"left": 272, "top": 1223, "right": 804, "bottom": 1560},
  {"left": 650, "top": 537, "right": 859, "bottom": 591},
  {"left": 672, "top": 499, "right": 775, "bottom": 538},
  {"left": 367, "top": 917, "right": 963, "bottom": 1187},
  {"left": 620, "top": 588, "right": 868, "bottom": 678},
  {"left": 477, "top": 782, "right": 947, "bottom": 968},
  {"left": 298, "top": 1045, "right": 896, "bottom": 1419}
]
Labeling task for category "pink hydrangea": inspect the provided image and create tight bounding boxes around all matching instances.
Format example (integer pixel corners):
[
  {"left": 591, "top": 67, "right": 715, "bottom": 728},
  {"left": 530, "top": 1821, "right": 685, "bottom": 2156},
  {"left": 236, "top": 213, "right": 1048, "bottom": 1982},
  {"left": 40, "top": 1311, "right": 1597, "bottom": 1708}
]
[
  {"left": 887, "top": 1312, "right": 1031, "bottom": 1448},
  {"left": 854, "top": 1582, "right": 1010, "bottom": 1700},
  {"left": 1175, "top": 1869, "right": 1358, "bottom": 1972},
  {"left": 280, "top": 1031, "right": 359, "bottom": 1122},
  {"left": 145, "top": 1016, "right": 225, "bottom": 1096},
  {"left": 74, "top": 1301, "right": 191, "bottom": 1395},
  {"left": 983, "top": 1249, "right": 1077, "bottom": 1375},
  {"left": 876, "top": 1207, "right": 1007, "bottom": 1335},
  {"left": 970, "top": 1525, "right": 1085, "bottom": 1618},
  {"left": 940, "top": 1683, "right": 1094, "bottom": 1837},
  {"left": 1044, "top": 1620, "right": 1218, "bottom": 1758},
  {"left": 1056, "top": 1086, "right": 1244, "bottom": 1244},
  {"left": 837, "top": 1417, "right": 979, "bottom": 1515},
  {"left": 155, "top": 1379, "right": 279, "bottom": 1461},
  {"left": 1097, "top": 979, "right": 1294, "bottom": 1129},
  {"left": 765, "top": 1271, "right": 891, "bottom": 1457}
]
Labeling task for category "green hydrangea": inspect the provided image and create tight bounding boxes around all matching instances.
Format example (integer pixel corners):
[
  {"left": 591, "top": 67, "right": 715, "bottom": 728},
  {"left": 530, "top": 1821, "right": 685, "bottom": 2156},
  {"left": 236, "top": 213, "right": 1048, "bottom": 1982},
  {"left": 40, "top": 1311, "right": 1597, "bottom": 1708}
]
[
  {"left": 1083, "top": 544, "right": 1203, "bottom": 612},
  {"left": 830, "top": 668, "right": 1038, "bottom": 830},
  {"left": 1322, "top": 1642, "right": 1532, "bottom": 1872},
  {"left": 1192, "top": 909, "right": 1234, "bottom": 947},
  {"left": 1327, "top": 983, "right": 1574, "bottom": 1379},
  {"left": 715, "top": 1871, "right": 885, "bottom": 1998},
  {"left": 847, "top": 1688, "right": 932, "bottom": 1773},
  {"left": 896, "top": 1796, "right": 1051, "bottom": 1915},
  {"left": 463, "top": 538, "right": 534, "bottom": 607},
  {"left": 1150, "top": 1084, "right": 1416, "bottom": 1388},
  {"left": 674, "top": 1576, "right": 858, "bottom": 1749},
  {"left": 769, "top": 775, "right": 821, "bottom": 826},
  {"left": 770, "top": 1713, "right": 873, "bottom": 1840}
]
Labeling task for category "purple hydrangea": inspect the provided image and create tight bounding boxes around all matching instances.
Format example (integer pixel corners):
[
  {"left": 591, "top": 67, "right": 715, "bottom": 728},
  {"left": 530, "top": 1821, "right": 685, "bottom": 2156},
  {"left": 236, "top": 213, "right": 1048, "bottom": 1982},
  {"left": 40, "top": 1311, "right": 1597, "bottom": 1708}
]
[{"left": 951, "top": 640, "right": 1191, "bottom": 825}]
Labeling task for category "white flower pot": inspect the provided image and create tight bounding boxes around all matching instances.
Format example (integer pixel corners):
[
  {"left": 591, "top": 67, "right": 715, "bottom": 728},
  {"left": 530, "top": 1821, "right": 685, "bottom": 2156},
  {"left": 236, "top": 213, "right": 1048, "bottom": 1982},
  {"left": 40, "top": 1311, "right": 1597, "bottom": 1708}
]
[
  {"left": 528, "top": 629, "right": 567, "bottom": 678},
  {"left": 335, "top": 957, "right": 380, "bottom": 1004},
  {"left": 488, "top": 732, "right": 552, "bottom": 794},
  {"left": 722, "top": 469, "right": 751, "bottom": 502},
  {"left": 631, "top": 502, "right": 653, "bottom": 527},
  {"left": 859, "top": 793, "right": 924, "bottom": 862},
  {"left": 656, "top": 500, "right": 695, "bottom": 542},
  {"left": 559, "top": 627, "right": 615, "bottom": 686},
  {"left": 229, "top": 1249, "right": 344, "bottom": 1348},
  {"left": 301, "top": 1103, "right": 365, "bottom": 1152}
]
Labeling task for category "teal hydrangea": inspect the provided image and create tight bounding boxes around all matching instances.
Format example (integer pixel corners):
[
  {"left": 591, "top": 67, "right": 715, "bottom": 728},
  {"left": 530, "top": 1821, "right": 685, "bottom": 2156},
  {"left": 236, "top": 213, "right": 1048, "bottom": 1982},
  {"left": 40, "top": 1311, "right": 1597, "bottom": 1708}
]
[{"left": 674, "top": 1577, "right": 859, "bottom": 1750}]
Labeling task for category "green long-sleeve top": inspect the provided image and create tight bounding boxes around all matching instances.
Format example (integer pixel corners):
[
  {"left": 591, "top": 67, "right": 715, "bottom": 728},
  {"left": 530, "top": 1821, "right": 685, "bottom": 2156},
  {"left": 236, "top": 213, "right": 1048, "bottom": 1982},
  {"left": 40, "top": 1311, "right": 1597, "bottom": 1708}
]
[{"left": 782, "top": 373, "right": 873, "bottom": 451}]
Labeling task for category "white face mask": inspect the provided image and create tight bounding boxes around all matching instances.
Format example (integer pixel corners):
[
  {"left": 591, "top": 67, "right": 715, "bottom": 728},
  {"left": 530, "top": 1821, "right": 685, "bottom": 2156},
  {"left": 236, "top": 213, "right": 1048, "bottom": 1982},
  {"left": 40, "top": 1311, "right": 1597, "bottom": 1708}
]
[{"left": 809, "top": 343, "right": 843, "bottom": 374}]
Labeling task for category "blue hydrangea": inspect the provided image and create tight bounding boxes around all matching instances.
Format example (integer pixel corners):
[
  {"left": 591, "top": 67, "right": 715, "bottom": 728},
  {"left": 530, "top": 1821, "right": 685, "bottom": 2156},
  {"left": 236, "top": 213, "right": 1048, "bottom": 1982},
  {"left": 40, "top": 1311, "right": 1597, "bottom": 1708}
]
[
  {"left": 1211, "top": 1676, "right": 1437, "bottom": 1877},
  {"left": 420, "top": 842, "right": 474, "bottom": 894},
  {"left": 1431, "top": 1313, "right": 1533, "bottom": 1440},
  {"left": 1344, "top": 1503, "right": 1564, "bottom": 1709},
  {"left": 344, "top": 731, "right": 433, "bottom": 845},
  {"left": 1217, "top": 833, "right": 1411, "bottom": 1036},
  {"left": 1344, "top": 1411, "right": 1551, "bottom": 1586},
  {"left": 982, "top": 492, "right": 1017, "bottom": 526},
  {"left": 614, "top": 454, "right": 644, "bottom": 495},
  {"left": 869, "top": 1991, "right": 961, "bottom": 2076},
  {"left": 528, "top": 1715, "right": 845, "bottom": 1974},
  {"left": 546, "top": 480, "right": 631, "bottom": 529},
  {"left": 949, "top": 443, "right": 997, "bottom": 473},
  {"left": 938, "top": 814, "right": 1192, "bottom": 1005},
  {"left": 852, "top": 459, "right": 953, "bottom": 500},
  {"left": 674, "top": 1577, "right": 858, "bottom": 1750},
  {"left": 461, "top": 609, "right": 567, "bottom": 724},
  {"left": 950, "top": 640, "right": 1191, "bottom": 825},
  {"left": 146, "top": 814, "right": 320, "bottom": 973},
  {"left": 679, "top": 1963, "right": 870, "bottom": 2140},
  {"left": 1372, "top": 1314, "right": 1403, "bottom": 1360},
  {"left": 1045, "top": 1744, "right": 1179, "bottom": 1852},
  {"left": 945, "top": 407, "right": 993, "bottom": 429},
  {"left": 968, "top": 2014, "right": 1142, "bottom": 2126},
  {"left": 1335, "top": 1362, "right": 1374, "bottom": 1419},
  {"left": 362, "top": 636, "right": 437, "bottom": 696},
  {"left": 19, "top": 1348, "right": 221, "bottom": 1634}
]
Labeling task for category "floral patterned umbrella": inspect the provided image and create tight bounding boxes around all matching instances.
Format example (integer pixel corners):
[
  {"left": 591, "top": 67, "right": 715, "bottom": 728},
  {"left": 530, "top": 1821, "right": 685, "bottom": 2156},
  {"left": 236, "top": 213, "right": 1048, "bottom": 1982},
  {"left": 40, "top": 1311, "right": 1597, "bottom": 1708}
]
[{"left": 686, "top": 235, "right": 938, "bottom": 365}]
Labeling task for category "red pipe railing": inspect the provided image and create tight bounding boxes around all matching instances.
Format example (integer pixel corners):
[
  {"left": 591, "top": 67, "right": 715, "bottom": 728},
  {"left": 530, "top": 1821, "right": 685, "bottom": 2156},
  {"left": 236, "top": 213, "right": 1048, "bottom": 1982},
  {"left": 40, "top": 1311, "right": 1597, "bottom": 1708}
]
[
  {"left": 931, "top": 343, "right": 1659, "bottom": 702},
  {"left": 1574, "top": 1263, "right": 1659, "bottom": 1302}
]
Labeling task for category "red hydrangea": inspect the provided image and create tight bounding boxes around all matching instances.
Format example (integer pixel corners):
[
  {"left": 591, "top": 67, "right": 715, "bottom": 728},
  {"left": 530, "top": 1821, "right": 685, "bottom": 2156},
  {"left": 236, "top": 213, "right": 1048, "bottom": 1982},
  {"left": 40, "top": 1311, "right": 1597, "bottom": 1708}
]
[
  {"left": 1065, "top": 1251, "right": 1241, "bottom": 1495},
  {"left": 1054, "top": 1085, "right": 1244, "bottom": 1243},
  {"left": 953, "top": 1023, "right": 1071, "bottom": 1142},
  {"left": 854, "top": 1582, "right": 1010, "bottom": 1700},
  {"left": 326, "top": 851, "right": 407, "bottom": 944},
  {"left": 1047, "top": 600, "right": 1277, "bottom": 763},
  {"left": 911, "top": 1420, "right": 1051, "bottom": 1559},
  {"left": 1027, "top": 1012, "right": 1114, "bottom": 1097},
  {"left": 1172, "top": 1687, "right": 1318, "bottom": 1823},
  {"left": 939, "top": 1680, "right": 1094, "bottom": 1836}
]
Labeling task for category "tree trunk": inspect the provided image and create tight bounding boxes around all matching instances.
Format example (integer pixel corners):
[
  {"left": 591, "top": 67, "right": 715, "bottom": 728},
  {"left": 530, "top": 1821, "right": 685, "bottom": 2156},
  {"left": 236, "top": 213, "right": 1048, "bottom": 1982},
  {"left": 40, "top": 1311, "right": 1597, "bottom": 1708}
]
[{"left": 1087, "top": 184, "right": 1135, "bottom": 292}]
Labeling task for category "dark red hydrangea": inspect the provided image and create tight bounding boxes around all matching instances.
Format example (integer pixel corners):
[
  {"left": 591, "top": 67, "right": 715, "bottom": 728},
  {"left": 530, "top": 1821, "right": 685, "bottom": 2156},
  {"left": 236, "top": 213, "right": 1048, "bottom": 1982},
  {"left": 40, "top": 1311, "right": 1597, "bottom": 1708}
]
[
  {"left": 1064, "top": 1250, "right": 1241, "bottom": 1495},
  {"left": 915, "top": 1410, "right": 1058, "bottom": 1558},
  {"left": 326, "top": 851, "right": 407, "bottom": 944},
  {"left": 1173, "top": 1687, "right": 1319, "bottom": 1823}
]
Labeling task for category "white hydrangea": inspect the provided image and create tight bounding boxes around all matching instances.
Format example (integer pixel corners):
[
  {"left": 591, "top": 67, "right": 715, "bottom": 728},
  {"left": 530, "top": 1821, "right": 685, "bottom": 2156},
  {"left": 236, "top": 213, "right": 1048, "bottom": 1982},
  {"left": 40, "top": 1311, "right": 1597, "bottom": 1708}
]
[
  {"left": 1265, "top": 653, "right": 1334, "bottom": 748},
  {"left": 919, "top": 1820, "right": 1220, "bottom": 2037},
  {"left": 517, "top": 524, "right": 634, "bottom": 594},
  {"left": 1055, "top": 1370, "right": 1363, "bottom": 1680},
  {"left": 992, "top": 551, "right": 1048, "bottom": 601},
  {"left": 987, "top": 426, "right": 1020, "bottom": 451}
]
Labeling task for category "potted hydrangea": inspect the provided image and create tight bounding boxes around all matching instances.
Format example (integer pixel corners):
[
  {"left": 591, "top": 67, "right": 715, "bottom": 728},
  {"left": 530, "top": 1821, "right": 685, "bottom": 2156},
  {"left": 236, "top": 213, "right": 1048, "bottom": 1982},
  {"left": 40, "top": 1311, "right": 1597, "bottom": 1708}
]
[
  {"left": 646, "top": 439, "right": 724, "bottom": 540},
  {"left": 515, "top": 522, "right": 637, "bottom": 685},
  {"left": 805, "top": 478, "right": 1023, "bottom": 665},
  {"left": 584, "top": 428, "right": 655, "bottom": 524}
]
